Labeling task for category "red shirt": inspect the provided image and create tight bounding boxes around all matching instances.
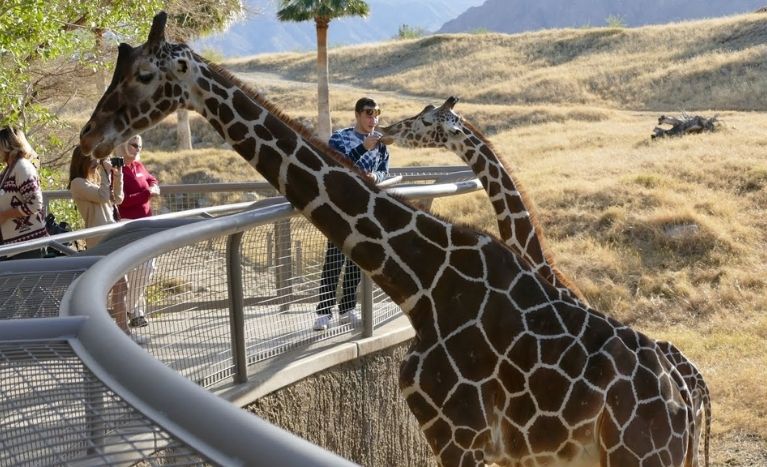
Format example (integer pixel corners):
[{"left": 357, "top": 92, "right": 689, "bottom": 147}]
[{"left": 118, "top": 160, "right": 158, "bottom": 219}]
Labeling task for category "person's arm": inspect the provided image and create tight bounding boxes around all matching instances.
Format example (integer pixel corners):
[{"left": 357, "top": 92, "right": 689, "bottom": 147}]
[
  {"left": 0, "top": 207, "right": 23, "bottom": 223},
  {"left": 119, "top": 165, "right": 152, "bottom": 208},
  {"left": 370, "top": 145, "right": 390, "bottom": 183},
  {"left": 69, "top": 175, "right": 112, "bottom": 204},
  {"left": 352, "top": 143, "right": 389, "bottom": 183},
  {"left": 141, "top": 162, "right": 160, "bottom": 194},
  {"left": 330, "top": 131, "right": 379, "bottom": 182},
  {"left": 111, "top": 169, "right": 124, "bottom": 205},
  {"left": 328, "top": 131, "right": 354, "bottom": 159},
  {"left": 0, "top": 160, "right": 44, "bottom": 220}
]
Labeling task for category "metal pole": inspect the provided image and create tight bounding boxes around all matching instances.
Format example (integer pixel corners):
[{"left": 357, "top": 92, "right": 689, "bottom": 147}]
[
  {"left": 226, "top": 232, "right": 247, "bottom": 384},
  {"left": 361, "top": 274, "right": 373, "bottom": 338},
  {"left": 274, "top": 220, "right": 293, "bottom": 312}
]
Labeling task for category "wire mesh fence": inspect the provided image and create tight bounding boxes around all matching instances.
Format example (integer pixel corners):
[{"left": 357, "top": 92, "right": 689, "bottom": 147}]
[
  {"left": 0, "top": 340, "right": 210, "bottom": 466},
  {"left": 0, "top": 169, "right": 481, "bottom": 465},
  {"left": 121, "top": 215, "right": 399, "bottom": 389},
  {"left": 0, "top": 271, "right": 82, "bottom": 320}
]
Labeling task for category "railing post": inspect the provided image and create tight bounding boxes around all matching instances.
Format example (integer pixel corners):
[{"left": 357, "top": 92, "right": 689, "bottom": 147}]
[
  {"left": 274, "top": 219, "right": 293, "bottom": 312},
  {"left": 295, "top": 240, "right": 303, "bottom": 276},
  {"left": 85, "top": 371, "right": 105, "bottom": 456},
  {"left": 226, "top": 232, "right": 248, "bottom": 384},
  {"left": 361, "top": 273, "right": 374, "bottom": 338}
]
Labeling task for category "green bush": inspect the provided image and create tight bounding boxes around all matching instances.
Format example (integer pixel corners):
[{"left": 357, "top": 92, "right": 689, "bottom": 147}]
[{"left": 395, "top": 24, "right": 428, "bottom": 40}]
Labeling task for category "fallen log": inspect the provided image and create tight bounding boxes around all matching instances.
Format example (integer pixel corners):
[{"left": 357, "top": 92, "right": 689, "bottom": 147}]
[{"left": 652, "top": 113, "right": 719, "bottom": 139}]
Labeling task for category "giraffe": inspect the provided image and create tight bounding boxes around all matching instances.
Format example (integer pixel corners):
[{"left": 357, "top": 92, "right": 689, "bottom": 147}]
[
  {"left": 79, "top": 12, "right": 694, "bottom": 466},
  {"left": 380, "top": 96, "right": 587, "bottom": 305},
  {"left": 379, "top": 96, "right": 710, "bottom": 466}
]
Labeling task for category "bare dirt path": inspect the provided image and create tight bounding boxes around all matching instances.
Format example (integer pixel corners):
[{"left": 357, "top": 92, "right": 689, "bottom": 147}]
[{"left": 235, "top": 71, "right": 441, "bottom": 105}]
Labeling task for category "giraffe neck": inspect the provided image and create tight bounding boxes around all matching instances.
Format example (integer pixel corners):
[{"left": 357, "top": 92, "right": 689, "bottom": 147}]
[
  {"left": 446, "top": 128, "right": 564, "bottom": 285},
  {"left": 186, "top": 60, "right": 485, "bottom": 315},
  {"left": 437, "top": 123, "right": 586, "bottom": 303}
]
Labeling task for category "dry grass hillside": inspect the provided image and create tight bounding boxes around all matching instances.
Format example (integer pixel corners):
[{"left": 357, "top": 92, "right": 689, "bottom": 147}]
[
  {"left": 58, "top": 11, "right": 767, "bottom": 465},
  {"left": 220, "top": 12, "right": 767, "bottom": 465},
  {"left": 228, "top": 12, "right": 767, "bottom": 111}
]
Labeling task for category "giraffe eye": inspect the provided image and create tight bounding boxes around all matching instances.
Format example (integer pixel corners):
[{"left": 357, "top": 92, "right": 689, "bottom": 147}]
[{"left": 137, "top": 72, "right": 154, "bottom": 84}]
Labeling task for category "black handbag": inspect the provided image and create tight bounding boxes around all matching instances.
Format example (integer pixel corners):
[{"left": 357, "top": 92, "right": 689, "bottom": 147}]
[{"left": 45, "top": 213, "right": 71, "bottom": 236}]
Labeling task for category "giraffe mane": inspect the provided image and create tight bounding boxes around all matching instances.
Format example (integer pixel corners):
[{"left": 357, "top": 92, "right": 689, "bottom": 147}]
[
  {"left": 199, "top": 57, "right": 370, "bottom": 181},
  {"left": 461, "top": 119, "right": 585, "bottom": 300}
]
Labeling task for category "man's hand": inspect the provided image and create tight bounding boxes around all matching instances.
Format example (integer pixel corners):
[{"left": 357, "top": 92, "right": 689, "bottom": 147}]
[
  {"left": 0, "top": 208, "right": 20, "bottom": 222},
  {"left": 363, "top": 132, "right": 382, "bottom": 151}
]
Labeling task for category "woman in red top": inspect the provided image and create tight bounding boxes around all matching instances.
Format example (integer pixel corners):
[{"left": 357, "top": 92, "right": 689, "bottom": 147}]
[
  {"left": 112, "top": 135, "right": 159, "bottom": 328},
  {"left": 115, "top": 135, "right": 159, "bottom": 220}
]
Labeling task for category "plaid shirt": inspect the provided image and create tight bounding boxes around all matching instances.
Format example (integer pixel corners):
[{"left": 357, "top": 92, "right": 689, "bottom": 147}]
[{"left": 329, "top": 127, "right": 389, "bottom": 183}]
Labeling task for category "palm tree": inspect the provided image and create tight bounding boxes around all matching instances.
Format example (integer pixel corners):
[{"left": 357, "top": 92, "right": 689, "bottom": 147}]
[{"left": 277, "top": 0, "right": 370, "bottom": 140}]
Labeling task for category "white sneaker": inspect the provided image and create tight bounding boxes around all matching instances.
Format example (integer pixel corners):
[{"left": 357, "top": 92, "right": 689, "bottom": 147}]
[
  {"left": 313, "top": 315, "right": 332, "bottom": 331},
  {"left": 130, "top": 334, "right": 150, "bottom": 346},
  {"left": 339, "top": 311, "right": 360, "bottom": 328}
]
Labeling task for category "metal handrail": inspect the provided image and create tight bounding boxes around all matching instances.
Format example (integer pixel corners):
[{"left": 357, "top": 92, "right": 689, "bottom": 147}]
[
  {"left": 40, "top": 166, "right": 475, "bottom": 202},
  {"left": 2, "top": 171, "right": 482, "bottom": 465},
  {"left": 4, "top": 165, "right": 473, "bottom": 259},
  {"left": 56, "top": 175, "right": 482, "bottom": 464}
]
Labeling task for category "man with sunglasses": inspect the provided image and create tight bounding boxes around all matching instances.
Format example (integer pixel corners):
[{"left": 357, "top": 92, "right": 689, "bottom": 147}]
[{"left": 313, "top": 97, "right": 390, "bottom": 331}]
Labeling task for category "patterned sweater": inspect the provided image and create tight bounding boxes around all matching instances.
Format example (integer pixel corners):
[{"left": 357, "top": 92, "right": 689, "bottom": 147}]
[
  {"left": 329, "top": 127, "right": 389, "bottom": 183},
  {"left": 0, "top": 158, "right": 48, "bottom": 244}
]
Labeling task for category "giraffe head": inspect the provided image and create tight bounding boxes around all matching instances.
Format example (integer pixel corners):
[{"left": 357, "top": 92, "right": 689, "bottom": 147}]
[
  {"left": 80, "top": 12, "right": 193, "bottom": 158},
  {"left": 378, "top": 96, "right": 464, "bottom": 148}
]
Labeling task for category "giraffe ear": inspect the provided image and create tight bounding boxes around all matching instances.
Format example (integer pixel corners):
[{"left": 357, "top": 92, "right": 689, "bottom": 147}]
[
  {"left": 148, "top": 11, "right": 168, "bottom": 46},
  {"left": 117, "top": 43, "right": 132, "bottom": 59}
]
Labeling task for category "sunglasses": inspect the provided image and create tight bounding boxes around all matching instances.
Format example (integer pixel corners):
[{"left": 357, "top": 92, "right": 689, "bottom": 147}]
[
  {"left": 362, "top": 108, "right": 381, "bottom": 117},
  {"left": 130, "top": 143, "right": 142, "bottom": 150}
]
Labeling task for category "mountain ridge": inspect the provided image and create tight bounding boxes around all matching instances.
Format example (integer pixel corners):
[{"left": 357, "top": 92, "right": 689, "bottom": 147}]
[
  {"left": 439, "top": 0, "right": 767, "bottom": 33},
  {"left": 228, "top": 12, "right": 767, "bottom": 112},
  {"left": 193, "top": 0, "right": 483, "bottom": 57}
]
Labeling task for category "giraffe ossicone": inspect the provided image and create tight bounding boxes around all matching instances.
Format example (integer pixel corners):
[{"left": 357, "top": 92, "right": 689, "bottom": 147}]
[{"left": 80, "top": 12, "right": 696, "bottom": 466}]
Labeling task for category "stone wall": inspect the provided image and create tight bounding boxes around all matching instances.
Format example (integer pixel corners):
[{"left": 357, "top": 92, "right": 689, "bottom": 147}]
[{"left": 245, "top": 341, "right": 436, "bottom": 467}]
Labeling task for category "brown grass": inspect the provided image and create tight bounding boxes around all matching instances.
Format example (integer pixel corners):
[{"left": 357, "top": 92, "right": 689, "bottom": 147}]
[
  {"left": 53, "top": 11, "right": 767, "bottom": 463},
  {"left": 229, "top": 13, "right": 767, "bottom": 111}
]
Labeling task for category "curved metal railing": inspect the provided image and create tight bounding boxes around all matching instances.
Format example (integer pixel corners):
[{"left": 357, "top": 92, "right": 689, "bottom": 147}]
[{"left": 0, "top": 170, "right": 481, "bottom": 465}]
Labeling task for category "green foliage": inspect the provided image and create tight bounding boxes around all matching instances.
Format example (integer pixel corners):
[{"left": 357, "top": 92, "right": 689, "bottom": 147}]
[
  {"left": 0, "top": 0, "right": 165, "bottom": 173},
  {"left": 0, "top": 1, "right": 163, "bottom": 127},
  {"left": 0, "top": 0, "right": 242, "bottom": 169},
  {"left": 605, "top": 14, "right": 626, "bottom": 28},
  {"left": 395, "top": 24, "right": 427, "bottom": 40},
  {"left": 38, "top": 165, "right": 82, "bottom": 228},
  {"left": 164, "top": 0, "right": 244, "bottom": 40},
  {"left": 276, "top": 0, "right": 369, "bottom": 22}
]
